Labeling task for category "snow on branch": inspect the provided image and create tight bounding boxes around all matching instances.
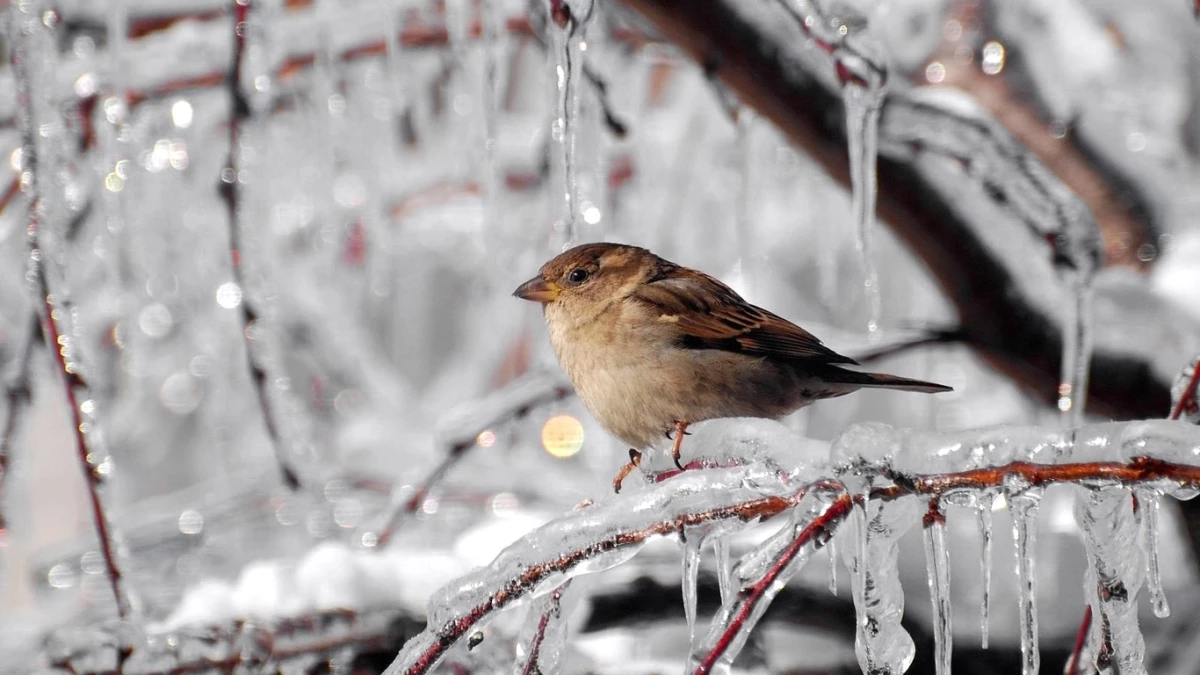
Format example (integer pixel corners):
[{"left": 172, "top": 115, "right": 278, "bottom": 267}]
[{"left": 385, "top": 417, "right": 1200, "bottom": 675}]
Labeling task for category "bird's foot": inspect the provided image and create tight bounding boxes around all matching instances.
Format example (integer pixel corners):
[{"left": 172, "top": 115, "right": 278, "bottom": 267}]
[
  {"left": 669, "top": 420, "right": 690, "bottom": 470},
  {"left": 612, "top": 448, "right": 643, "bottom": 494}
]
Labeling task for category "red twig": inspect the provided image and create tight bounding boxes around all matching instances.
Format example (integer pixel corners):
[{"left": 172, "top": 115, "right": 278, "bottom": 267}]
[
  {"left": 370, "top": 381, "right": 573, "bottom": 547},
  {"left": 519, "top": 582, "right": 569, "bottom": 675},
  {"left": 396, "top": 453, "right": 1200, "bottom": 674},
  {"left": 694, "top": 491, "right": 853, "bottom": 673},
  {"left": 1066, "top": 605, "right": 1093, "bottom": 675},
  {"left": 10, "top": 9, "right": 133, "bottom": 622},
  {"left": 220, "top": 0, "right": 301, "bottom": 490}
]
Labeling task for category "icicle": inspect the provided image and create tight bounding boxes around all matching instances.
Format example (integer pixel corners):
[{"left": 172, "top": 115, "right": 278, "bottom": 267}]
[
  {"left": 1136, "top": 489, "right": 1170, "bottom": 618},
  {"left": 479, "top": 0, "right": 503, "bottom": 248},
  {"left": 923, "top": 502, "right": 953, "bottom": 675},
  {"left": 841, "top": 65, "right": 887, "bottom": 335},
  {"left": 827, "top": 536, "right": 839, "bottom": 596},
  {"left": 1076, "top": 487, "right": 1146, "bottom": 675},
  {"left": 977, "top": 493, "right": 994, "bottom": 649},
  {"left": 547, "top": 0, "right": 594, "bottom": 248},
  {"left": 713, "top": 535, "right": 733, "bottom": 606},
  {"left": 841, "top": 494, "right": 918, "bottom": 674},
  {"left": 1058, "top": 270, "right": 1095, "bottom": 426},
  {"left": 682, "top": 532, "right": 702, "bottom": 643},
  {"left": 1009, "top": 490, "right": 1042, "bottom": 675}
]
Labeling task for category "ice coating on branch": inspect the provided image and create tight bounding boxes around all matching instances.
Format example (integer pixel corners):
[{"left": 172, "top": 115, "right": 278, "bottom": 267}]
[
  {"left": 977, "top": 493, "right": 994, "bottom": 649},
  {"left": 1136, "top": 489, "right": 1170, "bottom": 618},
  {"left": 923, "top": 504, "right": 952, "bottom": 675},
  {"left": 842, "top": 495, "right": 919, "bottom": 674},
  {"left": 436, "top": 371, "right": 570, "bottom": 450},
  {"left": 1076, "top": 487, "right": 1146, "bottom": 674},
  {"left": 513, "top": 581, "right": 575, "bottom": 675},
  {"left": 669, "top": 417, "right": 831, "bottom": 476},
  {"left": 1009, "top": 490, "right": 1042, "bottom": 675},
  {"left": 880, "top": 88, "right": 1104, "bottom": 277},
  {"left": 689, "top": 487, "right": 848, "bottom": 673},
  {"left": 388, "top": 462, "right": 805, "bottom": 674}
]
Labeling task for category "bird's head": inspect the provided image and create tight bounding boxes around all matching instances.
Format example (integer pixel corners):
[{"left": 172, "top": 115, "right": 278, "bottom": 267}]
[{"left": 513, "top": 243, "right": 655, "bottom": 322}]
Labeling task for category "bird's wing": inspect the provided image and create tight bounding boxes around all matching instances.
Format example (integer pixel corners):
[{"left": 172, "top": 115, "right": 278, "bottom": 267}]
[{"left": 631, "top": 266, "right": 858, "bottom": 366}]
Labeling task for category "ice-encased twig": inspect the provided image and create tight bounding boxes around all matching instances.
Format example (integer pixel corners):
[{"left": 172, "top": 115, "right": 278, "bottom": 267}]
[
  {"left": 387, "top": 418, "right": 1200, "bottom": 674},
  {"left": 385, "top": 462, "right": 806, "bottom": 675},
  {"left": 689, "top": 484, "right": 850, "bottom": 674},
  {"left": 1076, "top": 487, "right": 1146, "bottom": 674},
  {"left": 363, "top": 372, "right": 572, "bottom": 547},
  {"left": 220, "top": 0, "right": 301, "bottom": 490},
  {"left": 514, "top": 580, "right": 573, "bottom": 675},
  {"left": 10, "top": 0, "right": 134, "bottom": 622}
]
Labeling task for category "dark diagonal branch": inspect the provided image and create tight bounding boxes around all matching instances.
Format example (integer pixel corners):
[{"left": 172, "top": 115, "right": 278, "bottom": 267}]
[
  {"left": 220, "top": 0, "right": 301, "bottom": 490},
  {"left": 613, "top": 0, "right": 1197, "bottom": 421},
  {"left": 10, "top": 4, "right": 133, "bottom": 624}
]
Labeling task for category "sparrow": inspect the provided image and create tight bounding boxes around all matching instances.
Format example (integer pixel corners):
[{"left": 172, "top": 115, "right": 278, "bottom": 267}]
[{"left": 513, "top": 243, "right": 951, "bottom": 489}]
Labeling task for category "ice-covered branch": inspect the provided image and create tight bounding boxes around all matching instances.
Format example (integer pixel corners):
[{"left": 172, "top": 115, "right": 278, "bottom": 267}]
[
  {"left": 362, "top": 371, "right": 572, "bottom": 547},
  {"left": 9, "top": 0, "right": 134, "bottom": 623},
  {"left": 220, "top": 0, "right": 301, "bottom": 490},
  {"left": 386, "top": 417, "right": 1200, "bottom": 675},
  {"left": 613, "top": 0, "right": 1198, "bottom": 421}
]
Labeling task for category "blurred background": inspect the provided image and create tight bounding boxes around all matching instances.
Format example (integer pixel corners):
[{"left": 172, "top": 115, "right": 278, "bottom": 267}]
[{"left": 1, "top": 0, "right": 1199, "bottom": 672}]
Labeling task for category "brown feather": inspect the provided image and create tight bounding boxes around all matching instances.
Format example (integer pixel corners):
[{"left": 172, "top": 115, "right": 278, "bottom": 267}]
[{"left": 631, "top": 262, "right": 859, "bottom": 366}]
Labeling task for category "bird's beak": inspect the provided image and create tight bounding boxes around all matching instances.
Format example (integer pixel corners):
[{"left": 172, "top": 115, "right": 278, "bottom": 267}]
[{"left": 512, "top": 276, "right": 560, "bottom": 304}]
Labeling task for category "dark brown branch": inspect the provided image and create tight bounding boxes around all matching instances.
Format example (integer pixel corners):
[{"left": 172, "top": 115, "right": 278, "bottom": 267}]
[
  {"left": 220, "top": 0, "right": 301, "bottom": 490},
  {"left": 613, "top": 0, "right": 1192, "bottom": 421},
  {"left": 10, "top": 10, "right": 134, "bottom": 623}
]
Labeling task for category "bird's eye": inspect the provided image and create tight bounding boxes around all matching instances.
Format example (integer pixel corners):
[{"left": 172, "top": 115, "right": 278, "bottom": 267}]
[{"left": 567, "top": 268, "right": 590, "bottom": 284}]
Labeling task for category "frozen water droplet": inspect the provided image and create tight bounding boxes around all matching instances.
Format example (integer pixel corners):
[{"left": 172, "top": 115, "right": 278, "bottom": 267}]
[
  {"left": 713, "top": 535, "right": 732, "bottom": 605},
  {"left": 682, "top": 533, "right": 702, "bottom": 643}
]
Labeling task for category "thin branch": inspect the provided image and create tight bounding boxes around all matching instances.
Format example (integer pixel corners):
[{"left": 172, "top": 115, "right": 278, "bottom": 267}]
[
  {"left": 366, "top": 373, "right": 573, "bottom": 547},
  {"left": 220, "top": 0, "right": 301, "bottom": 490},
  {"left": 518, "top": 582, "right": 570, "bottom": 675},
  {"left": 10, "top": 5, "right": 133, "bottom": 622},
  {"left": 390, "top": 450, "right": 1200, "bottom": 675}
]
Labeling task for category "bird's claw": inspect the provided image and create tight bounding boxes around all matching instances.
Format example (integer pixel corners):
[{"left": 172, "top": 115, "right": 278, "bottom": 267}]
[
  {"left": 669, "top": 421, "right": 689, "bottom": 470},
  {"left": 612, "top": 448, "right": 643, "bottom": 494}
]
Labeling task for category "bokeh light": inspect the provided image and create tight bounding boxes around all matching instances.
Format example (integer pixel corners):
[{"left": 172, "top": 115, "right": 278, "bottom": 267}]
[{"left": 541, "top": 414, "right": 584, "bottom": 458}]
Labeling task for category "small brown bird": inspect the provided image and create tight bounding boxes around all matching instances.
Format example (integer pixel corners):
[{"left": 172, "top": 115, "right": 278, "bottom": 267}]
[{"left": 514, "top": 243, "right": 951, "bottom": 489}]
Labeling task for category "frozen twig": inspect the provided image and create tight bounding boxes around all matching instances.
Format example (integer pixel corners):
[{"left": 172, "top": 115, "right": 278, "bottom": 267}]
[
  {"left": 517, "top": 581, "right": 571, "bottom": 675},
  {"left": 388, "top": 417, "right": 1200, "bottom": 674},
  {"left": 220, "top": 0, "right": 301, "bottom": 490},
  {"left": 365, "top": 372, "right": 573, "bottom": 547},
  {"left": 9, "top": 0, "right": 134, "bottom": 623}
]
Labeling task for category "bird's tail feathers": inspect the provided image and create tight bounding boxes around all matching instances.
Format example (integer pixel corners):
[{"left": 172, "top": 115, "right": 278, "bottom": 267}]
[{"left": 822, "top": 368, "right": 952, "bottom": 394}]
